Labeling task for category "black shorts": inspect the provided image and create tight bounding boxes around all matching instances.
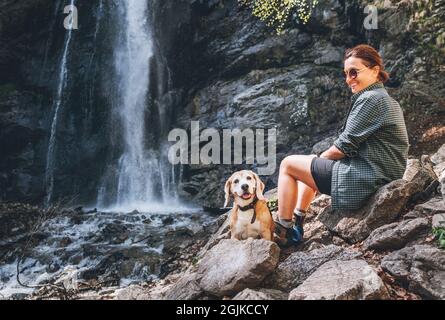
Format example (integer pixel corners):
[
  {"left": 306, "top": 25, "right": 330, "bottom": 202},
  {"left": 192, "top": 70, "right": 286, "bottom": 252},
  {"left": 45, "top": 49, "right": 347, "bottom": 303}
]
[{"left": 311, "top": 157, "right": 336, "bottom": 196}]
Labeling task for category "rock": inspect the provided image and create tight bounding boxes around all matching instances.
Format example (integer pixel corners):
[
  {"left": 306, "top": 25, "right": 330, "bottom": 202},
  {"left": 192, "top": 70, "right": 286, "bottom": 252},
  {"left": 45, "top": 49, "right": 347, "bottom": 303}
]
[
  {"left": 404, "top": 197, "right": 445, "bottom": 219},
  {"left": 163, "top": 272, "right": 205, "bottom": 300},
  {"left": 289, "top": 260, "right": 389, "bottom": 300},
  {"left": 440, "top": 171, "right": 445, "bottom": 203},
  {"left": 403, "top": 156, "right": 437, "bottom": 187},
  {"left": 403, "top": 159, "right": 421, "bottom": 182},
  {"left": 264, "top": 245, "right": 361, "bottom": 291},
  {"left": 196, "top": 238, "right": 280, "bottom": 297},
  {"left": 115, "top": 285, "right": 151, "bottom": 300},
  {"left": 431, "top": 143, "right": 445, "bottom": 165},
  {"left": 363, "top": 218, "right": 430, "bottom": 251},
  {"left": 233, "top": 288, "right": 288, "bottom": 300},
  {"left": 197, "top": 212, "right": 231, "bottom": 256},
  {"left": 302, "top": 220, "right": 332, "bottom": 248},
  {"left": 0, "top": 203, "right": 43, "bottom": 241},
  {"left": 432, "top": 214, "right": 445, "bottom": 229},
  {"left": 311, "top": 137, "right": 336, "bottom": 155},
  {"left": 54, "top": 266, "right": 80, "bottom": 291},
  {"left": 381, "top": 245, "right": 445, "bottom": 299},
  {"left": 319, "top": 179, "right": 425, "bottom": 243}
]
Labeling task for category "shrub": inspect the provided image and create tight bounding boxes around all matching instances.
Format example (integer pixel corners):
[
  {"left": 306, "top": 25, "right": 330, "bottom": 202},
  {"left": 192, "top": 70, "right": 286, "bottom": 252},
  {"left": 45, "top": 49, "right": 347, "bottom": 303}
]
[{"left": 239, "top": 0, "right": 320, "bottom": 34}]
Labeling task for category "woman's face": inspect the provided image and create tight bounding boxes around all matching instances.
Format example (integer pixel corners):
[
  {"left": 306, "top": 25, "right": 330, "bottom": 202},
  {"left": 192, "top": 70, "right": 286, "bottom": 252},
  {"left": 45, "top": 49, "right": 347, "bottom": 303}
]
[{"left": 344, "top": 57, "right": 380, "bottom": 94}]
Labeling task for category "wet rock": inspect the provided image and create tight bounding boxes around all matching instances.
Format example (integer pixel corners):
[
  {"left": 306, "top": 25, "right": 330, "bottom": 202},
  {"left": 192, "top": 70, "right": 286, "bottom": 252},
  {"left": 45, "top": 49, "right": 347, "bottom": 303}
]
[
  {"left": 54, "top": 266, "right": 80, "bottom": 291},
  {"left": 289, "top": 260, "right": 389, "bottom": 300},
  {"left": 363, "top": 218, "right": 430, "bottom": 251},
  {"left": 233, "top": 288, "right": 288, "bottom": 300},
  {"left": 0, "top": 203, "right": 42, "bottom": 240},
  {"left": 162, "top": 216, "right": 175, "bottom": 225},
  {"left": 381, "top": 245, "right": 445, "bottom": 299},
  {"left": 264, "top": 245, "right": 361, "bottom": 291}
]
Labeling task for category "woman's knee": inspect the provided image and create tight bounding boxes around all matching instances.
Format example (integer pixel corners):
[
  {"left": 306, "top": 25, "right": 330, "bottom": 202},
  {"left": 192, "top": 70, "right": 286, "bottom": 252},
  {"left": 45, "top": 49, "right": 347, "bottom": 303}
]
[
  {"left": 280, "top": 154, "right": 317, "bottom": 174},
  {"left": 280, "top": 155, "right": 303, "bottom": 173}
]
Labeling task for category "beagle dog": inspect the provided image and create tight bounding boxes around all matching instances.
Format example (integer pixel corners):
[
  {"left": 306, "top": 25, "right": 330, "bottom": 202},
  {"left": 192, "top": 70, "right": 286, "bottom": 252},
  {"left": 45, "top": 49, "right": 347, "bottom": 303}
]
[{"left": 224, "top": 170, "right": 274, "bottom": 241}]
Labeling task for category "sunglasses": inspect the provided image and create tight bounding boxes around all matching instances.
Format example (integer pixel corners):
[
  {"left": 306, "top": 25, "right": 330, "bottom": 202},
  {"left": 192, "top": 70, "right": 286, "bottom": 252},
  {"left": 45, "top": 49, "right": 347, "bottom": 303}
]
[{"left": 343, "top": 67, "right": 367, "bottom": 80}]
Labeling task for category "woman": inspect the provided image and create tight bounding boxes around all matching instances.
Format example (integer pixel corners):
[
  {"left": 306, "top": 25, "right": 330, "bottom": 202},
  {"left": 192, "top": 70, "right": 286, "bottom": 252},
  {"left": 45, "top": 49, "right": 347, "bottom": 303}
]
[{"left": 275, "top": 44, "right": 409, "bottom": 247}]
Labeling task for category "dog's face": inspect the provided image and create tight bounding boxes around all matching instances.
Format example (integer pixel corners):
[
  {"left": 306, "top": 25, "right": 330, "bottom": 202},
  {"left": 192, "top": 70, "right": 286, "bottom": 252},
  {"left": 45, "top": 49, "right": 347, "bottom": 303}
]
[{"left": 224, "top": 170, "right": 265, "bottom": 208}]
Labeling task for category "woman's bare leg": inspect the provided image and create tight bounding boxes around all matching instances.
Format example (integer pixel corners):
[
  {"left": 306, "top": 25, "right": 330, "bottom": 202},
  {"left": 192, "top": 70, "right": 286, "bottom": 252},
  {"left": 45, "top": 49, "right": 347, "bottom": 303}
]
[
  {"left": 277, "top": 155, "right": 318, "bottom": 220},
  {"left": 295, "top": 181, "right": 316, "bottom": 212}
]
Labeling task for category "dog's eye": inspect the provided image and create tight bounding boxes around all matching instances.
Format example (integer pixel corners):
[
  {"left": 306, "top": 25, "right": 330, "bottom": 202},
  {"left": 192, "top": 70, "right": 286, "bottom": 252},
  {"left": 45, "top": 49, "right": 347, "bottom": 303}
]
[
  {"left": 247, "top": 176, "right": 252, "bottom": 180},
  {"left": 234, "top": 179, "right": 239, "bottom": 184}
]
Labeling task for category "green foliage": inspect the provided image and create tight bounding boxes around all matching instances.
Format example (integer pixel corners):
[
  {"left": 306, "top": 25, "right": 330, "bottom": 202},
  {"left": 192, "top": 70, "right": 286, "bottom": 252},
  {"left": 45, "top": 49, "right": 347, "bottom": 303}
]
[
  {"left": 239, "top": 0, "right": 319, "bottom": 34},
  {"left": 433, "top": 227, "right": 445, "bottom": 249},
  {"left": 267, "top": 198, "right": 278, "bottom": 212}
]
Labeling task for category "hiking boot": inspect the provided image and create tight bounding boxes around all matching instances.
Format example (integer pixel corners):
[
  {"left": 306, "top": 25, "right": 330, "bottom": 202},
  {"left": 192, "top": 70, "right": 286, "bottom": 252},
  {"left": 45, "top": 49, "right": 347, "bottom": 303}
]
[{"left": 274, "top": 215, "right": 304, "bottom": 247}]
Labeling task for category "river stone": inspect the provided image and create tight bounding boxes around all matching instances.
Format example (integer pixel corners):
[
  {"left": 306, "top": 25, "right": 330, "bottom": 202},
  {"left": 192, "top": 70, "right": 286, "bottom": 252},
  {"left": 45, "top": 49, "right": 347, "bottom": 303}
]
[
  {"left": 264, "top": 244, "right": 361, "bottom": 291},
  {"left": 289, "top": 259, "right": 389, "bottom": 300},
  {"left": 381, "top": 245, "right": 445, "bottom": 299},
  {"left": 363, "top": 218, "right": 430, "bottom": 251}
]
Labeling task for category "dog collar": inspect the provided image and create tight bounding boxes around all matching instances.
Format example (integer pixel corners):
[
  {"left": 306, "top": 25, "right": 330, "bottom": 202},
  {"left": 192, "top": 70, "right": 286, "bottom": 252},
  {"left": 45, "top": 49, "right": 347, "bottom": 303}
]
[{"left": 237, "top": 196, "right": 258, "bottom": 224}]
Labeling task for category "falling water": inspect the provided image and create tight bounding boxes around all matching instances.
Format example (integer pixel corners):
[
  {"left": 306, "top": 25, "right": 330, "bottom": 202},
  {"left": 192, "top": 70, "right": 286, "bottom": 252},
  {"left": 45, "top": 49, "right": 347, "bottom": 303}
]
[
  {"left": 96, "top": 0, "right": 187, "bottom": 212},
  {"left": 114, "top": 0, "right": 154, "bottom": 210},
  {"left": 44, "top": 0, "right": 76, "bottom": 207}
]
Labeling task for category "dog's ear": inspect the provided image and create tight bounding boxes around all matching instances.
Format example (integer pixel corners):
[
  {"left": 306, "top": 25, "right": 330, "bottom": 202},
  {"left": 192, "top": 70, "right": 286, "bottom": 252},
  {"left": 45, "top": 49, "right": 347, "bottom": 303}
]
[
  {"left": 223, "top": 177, "right": 232, "bottom": 208},
  {"left": 252, "top": 172, "right": 266, "bottom": 201}
]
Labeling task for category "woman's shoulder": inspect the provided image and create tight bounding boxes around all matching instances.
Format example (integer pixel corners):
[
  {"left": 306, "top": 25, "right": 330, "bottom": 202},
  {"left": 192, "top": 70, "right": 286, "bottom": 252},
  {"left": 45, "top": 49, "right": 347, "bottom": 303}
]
[{"left": 355, "top": 87, "right": 390, "bottom": 105}]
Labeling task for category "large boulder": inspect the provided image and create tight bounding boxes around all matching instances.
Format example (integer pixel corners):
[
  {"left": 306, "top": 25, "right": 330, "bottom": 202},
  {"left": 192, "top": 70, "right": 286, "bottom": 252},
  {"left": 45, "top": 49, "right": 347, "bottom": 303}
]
[
  {"left": 318, "top": 157, "right": 437, "bottom": 243},
  {"left": 381, "top": 245, "right": 445, "bottom": 300},
  {"left": 264, "top": 245, "right": 361, "bottom": 291},
  {"left": 164, "top": 238, "right": 280, "bottom": 299},
  {"left": 196, "top": 238, "right": 280, "bottom": 297},
  {"left": 363, "top": 218, "right": 430, "bottom": 251},
  {"left": 289, "top": 259, "right": 389, "bottom": 300},
  {"left": 318, "top": 179, "right": 424, "bottom": 243}
]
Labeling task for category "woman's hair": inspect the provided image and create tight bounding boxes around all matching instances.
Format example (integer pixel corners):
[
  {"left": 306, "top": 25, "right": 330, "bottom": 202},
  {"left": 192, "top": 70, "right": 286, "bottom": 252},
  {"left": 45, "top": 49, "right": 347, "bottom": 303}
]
[{"left": 344, "top": 44, "right": 390, "bottom": 83}]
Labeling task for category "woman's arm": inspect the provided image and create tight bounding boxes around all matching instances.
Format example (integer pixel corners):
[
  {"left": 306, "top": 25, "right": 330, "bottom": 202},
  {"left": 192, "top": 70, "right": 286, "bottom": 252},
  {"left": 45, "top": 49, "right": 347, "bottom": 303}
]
[{"left": 320, "top": 145, "right": 345, "bottom": 160}]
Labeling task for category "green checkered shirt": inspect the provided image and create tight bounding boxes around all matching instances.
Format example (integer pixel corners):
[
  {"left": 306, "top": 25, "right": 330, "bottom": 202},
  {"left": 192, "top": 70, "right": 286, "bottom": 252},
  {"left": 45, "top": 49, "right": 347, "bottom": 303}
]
[{"left": 331, "top": 82, "right": 409, "bottom": 210}]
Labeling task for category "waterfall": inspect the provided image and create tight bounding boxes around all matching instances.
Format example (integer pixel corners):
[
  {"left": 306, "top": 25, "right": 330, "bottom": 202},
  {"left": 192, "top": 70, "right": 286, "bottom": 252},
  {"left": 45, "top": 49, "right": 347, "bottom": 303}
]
[
  {"left": 44, "top": 0, "right": 76, "bottom": 207},
  {"left": 96, "top": 0, "right": 184, "bottom": 212}
]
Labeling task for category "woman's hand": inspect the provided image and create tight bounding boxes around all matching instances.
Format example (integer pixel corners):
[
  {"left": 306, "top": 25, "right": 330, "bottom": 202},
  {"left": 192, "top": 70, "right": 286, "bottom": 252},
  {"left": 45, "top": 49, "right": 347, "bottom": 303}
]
[{"left": 320, "top": 145, "right": 345, "bottom": 160}]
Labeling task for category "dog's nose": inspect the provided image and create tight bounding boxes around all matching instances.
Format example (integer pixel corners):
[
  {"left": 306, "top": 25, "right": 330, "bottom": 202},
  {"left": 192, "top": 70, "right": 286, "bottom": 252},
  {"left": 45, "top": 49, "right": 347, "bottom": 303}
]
[{"left": 241, "top": 184, "right": 249, "bottom": 191}]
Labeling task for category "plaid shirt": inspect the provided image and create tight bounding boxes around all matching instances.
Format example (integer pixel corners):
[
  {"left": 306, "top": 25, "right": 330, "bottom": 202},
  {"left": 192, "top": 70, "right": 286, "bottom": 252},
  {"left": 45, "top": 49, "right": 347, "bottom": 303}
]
[{"left": 331, "top": 82, "right": 409, "bottom": 210}]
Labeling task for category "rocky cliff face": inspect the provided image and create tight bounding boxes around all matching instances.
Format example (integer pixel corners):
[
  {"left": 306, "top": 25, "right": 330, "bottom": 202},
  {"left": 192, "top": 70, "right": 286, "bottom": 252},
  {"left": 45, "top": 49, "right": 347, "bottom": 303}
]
[
  {"left": 173, "top": 0, "right": 445, "bottom": 208},
  {"left": 0, "top": 0, "right": 444, "bottom": 207}
]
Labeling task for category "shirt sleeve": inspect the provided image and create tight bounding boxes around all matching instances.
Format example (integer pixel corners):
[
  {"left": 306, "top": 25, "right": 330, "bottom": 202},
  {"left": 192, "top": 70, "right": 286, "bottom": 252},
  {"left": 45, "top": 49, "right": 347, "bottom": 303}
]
[{"left": 334, "top": 95, "right": 386, "bottom": 157}]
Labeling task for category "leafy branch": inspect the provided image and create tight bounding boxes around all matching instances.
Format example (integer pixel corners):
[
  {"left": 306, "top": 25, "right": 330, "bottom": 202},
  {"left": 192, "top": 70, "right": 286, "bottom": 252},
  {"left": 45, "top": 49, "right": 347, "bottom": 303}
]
[{"left": 239, "top": 0, "right": 320, "bottom": 34}]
